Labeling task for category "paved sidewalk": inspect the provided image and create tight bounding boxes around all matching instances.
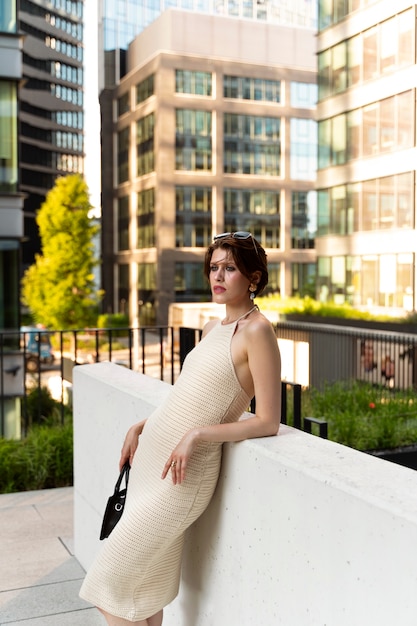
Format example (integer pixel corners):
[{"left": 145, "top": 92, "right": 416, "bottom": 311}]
[{"left": 0, "top": 487, "right": 104, "bottom": 625}]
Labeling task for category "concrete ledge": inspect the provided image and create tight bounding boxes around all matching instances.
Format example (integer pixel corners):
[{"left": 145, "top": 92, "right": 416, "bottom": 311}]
[{"left": 74, "top": 362, "right": 417, "bottom": 625}]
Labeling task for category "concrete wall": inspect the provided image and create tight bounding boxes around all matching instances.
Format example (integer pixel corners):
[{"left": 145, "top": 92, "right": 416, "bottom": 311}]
[{"left": 74, "top": 362, "right": 417, "bottom": 626}]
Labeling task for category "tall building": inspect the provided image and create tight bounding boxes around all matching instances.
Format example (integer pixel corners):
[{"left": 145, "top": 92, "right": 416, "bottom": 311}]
[
  {"left": 0, "top": 1, "right": 24, "bottom": 437},
  {"left": 316, "top": 0, "right": 417, "bottom": 314},
  {"left": 99, "top": 0, "right": 318, "bottom": 89},
  {"left": 101, "top": 9, "right": 318, "bottom": 325},
  {"left": 0, "top": 1, "right": 23, "bottom": 331},
  {"left": 18, "top": 0, "right": 84, "bottom": 270}
]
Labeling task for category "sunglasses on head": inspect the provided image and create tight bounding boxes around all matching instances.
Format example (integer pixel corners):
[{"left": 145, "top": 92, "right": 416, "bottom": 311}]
[{"left": 213, "top": 231, "right": 258, "bottom": 254}]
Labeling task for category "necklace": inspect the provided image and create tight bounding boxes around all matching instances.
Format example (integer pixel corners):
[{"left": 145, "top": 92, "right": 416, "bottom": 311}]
[{"left": 221, "top": 304, "right": 259, "bottom": 325}]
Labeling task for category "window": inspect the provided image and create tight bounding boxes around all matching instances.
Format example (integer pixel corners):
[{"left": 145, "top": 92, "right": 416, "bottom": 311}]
[
  {"left": 0, "top": 241, "right": 19, "bottom": 329},
  {"left": 117, "top": 127, "right": 129, "bottom": 183},
  {"left": 175, "top": 186, "right": 212, "bottom": 247},
  {"left": 224, "top": 76, "right": 281, "bottom": 103},
  {"left": 291, "top": 191, "right": 317, "bottom": 249},
  {"left": 175, "top": 262, "right": 209, "bottom": 300},
  {"left": 136, "top": 114, "right": 155, "bottom": 175},
  {"left": 176, "top": 110, "right": 212, "bottom": 171},
  {"left": 176, "top": 71, "right": 212, "bottom": 96},
  {"left": 136, "top": 75, "right": 154, "bottom": 104},
  {"left": 290, "top": 119, "right": 317, "bottom": 180},
  {"left": 0, "top": 0, "right": 16, "bottom": 32},
  {"left": 0, "top": 82, "right": 18, "bottom": 192},
  {"left": 290, "top": 82, "right": 317, "bottom": 108},
  {"left": 137, "top": 188, "right": 155, "bottom": 248},
  {"left": 224, "top": 114, "right": 280, "bottom": 175},
  {"left": 223, "top": 188, "right": 280, "bottom": 248},
  {"left": 319, "top": 173, "right": 414, "bottom": 234}
]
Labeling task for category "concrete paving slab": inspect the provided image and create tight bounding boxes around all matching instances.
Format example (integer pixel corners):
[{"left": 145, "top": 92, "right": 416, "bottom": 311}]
[{"left": 0, "top": 487, "right": 104, "bottom": 625}]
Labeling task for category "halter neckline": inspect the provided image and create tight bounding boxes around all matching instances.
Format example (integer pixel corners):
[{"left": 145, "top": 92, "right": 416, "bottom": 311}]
[{"left": 221, "top": 305, "right": 259, "bottom": 326}]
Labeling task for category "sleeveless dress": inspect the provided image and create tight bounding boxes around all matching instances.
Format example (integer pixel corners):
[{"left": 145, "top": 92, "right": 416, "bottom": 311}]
[{"left": 79, "top": 312, "right": 252, "bottom": 621}]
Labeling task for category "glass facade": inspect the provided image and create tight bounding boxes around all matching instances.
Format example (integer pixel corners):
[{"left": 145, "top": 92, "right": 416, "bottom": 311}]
[
  {"left": 0, "top": 82, "right": 18, "bottom": 192},
  {"left": 175, "top": 186, "right": 212, "bottom": 247},
  {"left": 224, "top": 114, "right": 280, "bottom": 175},
  {"left": 317, "top": 253, "right": 414, "bottom": 310},
  {"left": 103, "top": 0, "right": 317, "bottom": 55},
  {"left": 0, "top": 0, "right": 16, "bottom": 32},
  {"left": 224, "top": 188, "right": 280, "bottom": 248},
  {"left": 318, "top": 173, "right": 414, "bottom": 236},
  {"left": 319, "top": 91, "right": 414, "bottom": 169},
  {"left": 318, "top": 9, "right": 414, "bottom": 98},
  {"left": 319, "top": 0, "right": 379, "bottom": 31}
]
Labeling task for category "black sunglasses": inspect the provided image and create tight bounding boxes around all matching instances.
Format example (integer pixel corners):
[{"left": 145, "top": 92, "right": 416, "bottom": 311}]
[{"left": 213, "top": 231, "right": 258, "bottom": 254}]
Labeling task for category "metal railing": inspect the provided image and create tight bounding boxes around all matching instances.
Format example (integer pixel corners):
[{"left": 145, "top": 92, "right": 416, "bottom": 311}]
[{"left": 2, "top": 321, "right": 417, "bottom": 438}]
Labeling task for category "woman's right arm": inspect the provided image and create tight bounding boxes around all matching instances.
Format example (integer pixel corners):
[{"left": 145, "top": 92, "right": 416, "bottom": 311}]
[{"left": 119, "top": 419, "right": 147, "bottom": 469}]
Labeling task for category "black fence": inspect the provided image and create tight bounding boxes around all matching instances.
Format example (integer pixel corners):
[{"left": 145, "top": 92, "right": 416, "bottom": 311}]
[{"left": 1, "top": 321, "right": 416, "bottom": 438}]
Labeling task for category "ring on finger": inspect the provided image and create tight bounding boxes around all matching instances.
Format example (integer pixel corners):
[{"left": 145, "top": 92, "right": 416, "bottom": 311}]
[{"left": 171, "top": 460, "right": 177, "bottom": 469}]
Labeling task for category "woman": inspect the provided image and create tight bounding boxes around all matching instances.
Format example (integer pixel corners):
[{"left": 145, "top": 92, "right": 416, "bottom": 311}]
[{"left": 79, "top": 232, "right": 282, "bottom": 626}]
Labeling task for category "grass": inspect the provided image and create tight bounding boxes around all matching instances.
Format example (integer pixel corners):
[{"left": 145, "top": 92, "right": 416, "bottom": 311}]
[{"left": 297, "top": 381, "right": 417, "bottom": 451}]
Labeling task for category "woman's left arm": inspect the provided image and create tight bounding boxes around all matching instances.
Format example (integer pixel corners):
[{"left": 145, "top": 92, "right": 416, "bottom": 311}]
[{"left": 162, "top": 319, "right": 281, "bottom": 483}]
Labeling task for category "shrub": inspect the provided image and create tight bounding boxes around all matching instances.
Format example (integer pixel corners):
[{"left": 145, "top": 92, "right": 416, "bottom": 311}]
[
  {"left": 0, "top": 386, "right": 73, "bottom": 494},
  {"left": 301, "top": 381, "right": 417, "bottom": 451}
]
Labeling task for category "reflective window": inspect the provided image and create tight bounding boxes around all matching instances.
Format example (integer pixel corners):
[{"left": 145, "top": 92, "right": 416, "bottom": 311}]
[
  {"left": 118, "top": 196, "right": 129, "bottom": 251},
  {"left": 290, "top": 119, "right": 317, "bottom": 180},
  {"left": 224, "top": 114, "right": 280, "bottom": 175},
  {"left": 223, "top": 188, "right": 280, "bottom": 248},
  {"left": 136, "top": 113, "right": 155, "bottom": 175},
  {"left": 137, "top": 188, "right": 155, "bottom": 248},
  {"left": 224, "top": 76, "right": 280, "bottom": 102},
  {"left": 318, "top": 172, "right": 414, "bottom": 234},
  {"left": 290, "top": 82, "right": 317, "bottom": 109},
  {"left": 291, "top": 191, "right": 317, "bottom": 249},
  {"left": 175, "top": 262, "right": 209, "bottom": 300},
  {"left": 0, "top": 82, "right": 18, "bottom": 192},
  {"left": 318, "top": 10, "right": 415, "bottom": 97},
  {"left": 136, "top": 75, "right": 154, "bottom": 104},
  {"left": 118, "top": 127, "right": 129, "bottom": 183},
  {"left": 175, "top": 186, "right": 212, "bottom": 248},
  {"left": 0, "top": 0, "right": 16, "bottom": 32},
  {"left": 0, "top": 241, "right": 19, "bottom": 329},
  {"left": 176, "top": 109, "right": 212, "bottom": 171},
  {"left": 319, "top": 92, "right": 414, "bottom": 168},
  {"left": 176, "top": 71, "right": 211, "bottom": 96}
]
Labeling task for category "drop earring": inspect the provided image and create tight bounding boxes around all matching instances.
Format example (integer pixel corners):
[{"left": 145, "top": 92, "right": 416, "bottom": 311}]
[{"left": 249, "top": 286, "right": 256, "bottom": 301}]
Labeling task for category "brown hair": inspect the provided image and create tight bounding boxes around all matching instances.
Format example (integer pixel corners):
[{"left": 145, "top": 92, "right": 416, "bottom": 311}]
[{"left": 204, "top": 234, "right": 268, "bottom": 296}]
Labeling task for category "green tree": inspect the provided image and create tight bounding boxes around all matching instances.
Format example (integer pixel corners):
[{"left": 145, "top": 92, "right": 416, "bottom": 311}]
[{"left": 21, "top": 174, "right": 102, "bottom": 329}]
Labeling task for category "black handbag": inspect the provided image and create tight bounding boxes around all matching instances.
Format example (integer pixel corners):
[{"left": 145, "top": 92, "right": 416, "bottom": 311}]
[{"left": 99, "top": 462, "right": 130, "bottom": 540}]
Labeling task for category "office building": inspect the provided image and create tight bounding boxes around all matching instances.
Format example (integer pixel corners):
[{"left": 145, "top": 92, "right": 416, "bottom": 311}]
[
  {"left": 316, "top": 0, "right": 417, "bottom": 314},
  {"left": 18, "top": 0, "right": 84, "bottom": 269},
  {"left": 101, "top": 9, "right": 317, "bottom": 325},
  {"left": 0, "top": 1, "right": 23, "bottom": 331}
]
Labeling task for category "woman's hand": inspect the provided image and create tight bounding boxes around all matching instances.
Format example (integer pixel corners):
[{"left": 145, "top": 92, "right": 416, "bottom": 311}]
[
  {"left": 120, "top": 420, "right": 146, "bottom": 470},
  {"left": 161, "top": 429, "right": 199, "bottom": 485}
]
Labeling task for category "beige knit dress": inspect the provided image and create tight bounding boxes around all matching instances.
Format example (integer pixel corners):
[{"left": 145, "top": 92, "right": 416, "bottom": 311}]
[{"left": 79, "top": 314, "right": 251, "bottom": 621}]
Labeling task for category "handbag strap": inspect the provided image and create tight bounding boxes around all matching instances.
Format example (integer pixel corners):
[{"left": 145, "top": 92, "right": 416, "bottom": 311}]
[{"left": 114, "top": 461, "right": 130, "bottom": 494}]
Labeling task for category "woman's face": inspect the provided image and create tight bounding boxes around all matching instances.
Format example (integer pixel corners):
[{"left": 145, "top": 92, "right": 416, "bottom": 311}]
[{"left": 208, "top": 248, "right": 251, "bottom": 306}]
